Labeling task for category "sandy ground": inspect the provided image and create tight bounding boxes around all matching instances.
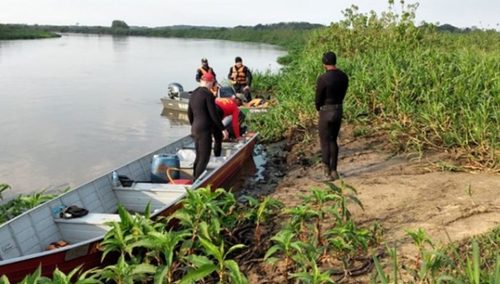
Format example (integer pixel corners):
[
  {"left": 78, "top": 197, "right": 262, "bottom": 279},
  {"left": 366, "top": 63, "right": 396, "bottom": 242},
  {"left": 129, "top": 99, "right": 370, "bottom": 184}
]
[{"left": 242, "top": 125, "right": 500, "bottom": 282}]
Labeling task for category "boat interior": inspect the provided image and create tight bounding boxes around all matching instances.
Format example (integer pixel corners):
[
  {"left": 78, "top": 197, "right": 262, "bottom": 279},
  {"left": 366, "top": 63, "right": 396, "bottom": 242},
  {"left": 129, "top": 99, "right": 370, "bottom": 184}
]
[{"left": 0, "top": 134, "right": 253, "bottom": 263}]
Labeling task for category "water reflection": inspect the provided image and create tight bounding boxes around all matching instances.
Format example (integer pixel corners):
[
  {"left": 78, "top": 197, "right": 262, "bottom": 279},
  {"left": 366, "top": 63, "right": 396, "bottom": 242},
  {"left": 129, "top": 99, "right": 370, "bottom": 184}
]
[
  {"left": 160, "top": 108, "right": 190, "bottom": 126},
  {"left": 111, "top": 35, "right": 129, "bottom": 52},
  {"left": 0, "top": 34, "right": 285, "bottom": 199}
]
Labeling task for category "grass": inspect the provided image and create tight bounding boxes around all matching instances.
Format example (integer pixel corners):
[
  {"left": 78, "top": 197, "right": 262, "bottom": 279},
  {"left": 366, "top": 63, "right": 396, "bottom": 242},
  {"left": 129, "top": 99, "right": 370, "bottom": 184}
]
[
  {"left": 372, "top": 227, "right": 500, "bottom": 283},
  {"left": 251, "top": 1, "right": 499, "bottom": 169}
]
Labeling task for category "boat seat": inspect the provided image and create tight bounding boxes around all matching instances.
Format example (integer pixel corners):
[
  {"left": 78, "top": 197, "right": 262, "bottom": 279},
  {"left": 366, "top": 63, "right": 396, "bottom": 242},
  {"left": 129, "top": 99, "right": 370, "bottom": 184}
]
[
  {"left": 54, "top": 213, "right": 120, "bottom": 243},
  {"left": 54, "top": 213, "right": 120, "bottom": 225}
]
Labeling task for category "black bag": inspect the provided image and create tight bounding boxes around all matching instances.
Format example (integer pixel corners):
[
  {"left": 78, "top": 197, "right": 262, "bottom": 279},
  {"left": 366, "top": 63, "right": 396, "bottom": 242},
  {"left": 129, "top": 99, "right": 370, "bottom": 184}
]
[
  {"left": 60, "top": 205, "right": 89, "bottom": 219},
  {"left": 118, "top": 175, "right": 134, "bottom": 187}
]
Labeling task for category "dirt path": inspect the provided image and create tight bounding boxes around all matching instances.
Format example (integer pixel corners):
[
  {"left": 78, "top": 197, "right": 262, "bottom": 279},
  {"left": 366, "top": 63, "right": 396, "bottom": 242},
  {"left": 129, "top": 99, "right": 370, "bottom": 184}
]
[
  {"left": 243, "top": 125, "right": 499, "bottom": 282},
  {"left": 281, "top": 127, "right": 499, "bottom": 253}
]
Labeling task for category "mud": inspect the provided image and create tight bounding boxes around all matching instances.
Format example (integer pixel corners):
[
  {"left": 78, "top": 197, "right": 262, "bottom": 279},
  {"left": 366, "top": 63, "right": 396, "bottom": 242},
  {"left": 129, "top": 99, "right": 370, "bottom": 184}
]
[{"left": 236, "top": 125, "right": 500, "bottom": 283}]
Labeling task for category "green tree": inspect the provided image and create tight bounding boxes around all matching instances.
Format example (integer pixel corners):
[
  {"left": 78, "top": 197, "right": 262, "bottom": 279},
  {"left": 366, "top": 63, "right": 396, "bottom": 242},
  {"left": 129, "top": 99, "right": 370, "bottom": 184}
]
[{"left": 111, "top": 20, "right": 129, "bottom": 29}]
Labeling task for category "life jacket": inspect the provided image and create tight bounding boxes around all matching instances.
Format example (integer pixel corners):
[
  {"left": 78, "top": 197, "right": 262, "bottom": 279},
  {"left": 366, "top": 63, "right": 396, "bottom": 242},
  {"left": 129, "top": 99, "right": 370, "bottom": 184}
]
[
  {"left": 198, "top": 66, "right": 215, "bottom": 77},
  {"left": 199, "top": 66, "right": 218, "bottom": 94},
  {"left": 230, "top": 65, "right": 248, "bottom": 85},
  {"left": 247, "top": 98, "right": 268, "bottom": 107}
]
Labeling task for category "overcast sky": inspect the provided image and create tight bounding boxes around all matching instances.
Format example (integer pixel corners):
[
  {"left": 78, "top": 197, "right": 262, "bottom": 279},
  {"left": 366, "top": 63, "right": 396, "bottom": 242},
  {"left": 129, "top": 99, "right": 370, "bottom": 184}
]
[{"left": 0, "top": 0, "right": 498, "bottom": 30}]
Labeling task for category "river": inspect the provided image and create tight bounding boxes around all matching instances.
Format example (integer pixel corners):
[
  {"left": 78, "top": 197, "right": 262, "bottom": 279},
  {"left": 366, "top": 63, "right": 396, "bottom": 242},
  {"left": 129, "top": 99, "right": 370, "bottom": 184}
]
[{"left": 0, "top": 34, "right": 285, "bottom": 200}]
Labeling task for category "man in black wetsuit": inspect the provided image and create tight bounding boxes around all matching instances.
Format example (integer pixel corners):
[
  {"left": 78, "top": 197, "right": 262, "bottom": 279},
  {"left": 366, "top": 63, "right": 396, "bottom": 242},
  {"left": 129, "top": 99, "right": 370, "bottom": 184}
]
[
  {"left": 188, "top": 72, "right": 228, "bottom": 180},
  {"left": 315, "top": 51, "right": 349, "bottom": 181}
]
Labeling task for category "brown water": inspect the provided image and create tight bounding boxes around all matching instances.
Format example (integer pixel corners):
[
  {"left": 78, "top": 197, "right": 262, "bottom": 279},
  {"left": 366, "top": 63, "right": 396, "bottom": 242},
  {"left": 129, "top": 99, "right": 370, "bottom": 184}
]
[{"left": 0, "top": 34, "right": 284, "bottom": 200}]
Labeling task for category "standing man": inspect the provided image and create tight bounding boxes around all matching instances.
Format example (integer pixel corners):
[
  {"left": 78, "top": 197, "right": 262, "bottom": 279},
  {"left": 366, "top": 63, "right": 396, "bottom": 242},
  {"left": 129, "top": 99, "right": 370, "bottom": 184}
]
[
  {"left": 196, "top": 58, "right": 217, "bottom": 82},
  {"left": 188, "top": 72, "right": 228, "bottom": 180},
  {"left": 315, "top": 51, "right": 349, "bottom": 181},
  {"left": 228, "top": 56, "right": 253, "bottom": 102},
  {"left": 196, "top": 58, "right": 218, "bottom": 94}
]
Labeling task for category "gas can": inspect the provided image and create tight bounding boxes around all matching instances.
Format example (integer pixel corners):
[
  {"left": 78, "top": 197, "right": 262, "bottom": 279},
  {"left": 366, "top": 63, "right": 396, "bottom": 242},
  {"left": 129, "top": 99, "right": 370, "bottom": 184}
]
[{"left": 151, "top": 154, "right": 180, "bottom": 183}]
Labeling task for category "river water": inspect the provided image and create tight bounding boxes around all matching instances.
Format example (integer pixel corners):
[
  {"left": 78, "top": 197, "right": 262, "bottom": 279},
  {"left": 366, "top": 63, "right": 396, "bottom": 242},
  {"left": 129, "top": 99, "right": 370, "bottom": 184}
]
[{"left": 0, "top": 34, "right": 284, "bottom": 200}]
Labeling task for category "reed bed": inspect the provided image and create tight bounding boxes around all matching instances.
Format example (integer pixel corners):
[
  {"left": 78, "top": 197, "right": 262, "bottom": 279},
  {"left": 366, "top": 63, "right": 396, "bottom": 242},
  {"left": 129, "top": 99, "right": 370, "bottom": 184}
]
[{"left": 254, "top": 2, "right": 499, "bottom": 169}]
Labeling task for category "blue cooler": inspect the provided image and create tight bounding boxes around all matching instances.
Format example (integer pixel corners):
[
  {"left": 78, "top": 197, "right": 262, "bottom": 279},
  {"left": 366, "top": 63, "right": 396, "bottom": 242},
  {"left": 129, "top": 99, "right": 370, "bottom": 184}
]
[{"left": 151, "top": 154, "right": 180, "bottom": 183}]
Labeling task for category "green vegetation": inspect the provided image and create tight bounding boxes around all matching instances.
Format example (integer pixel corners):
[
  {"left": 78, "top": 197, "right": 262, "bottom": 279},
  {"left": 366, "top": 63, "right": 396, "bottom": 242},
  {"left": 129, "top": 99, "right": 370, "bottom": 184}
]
[
  {"left": 3, "top": 186, "right": 499, "bottom": 283},
  {"left": 373, "top": 227, "right": 500, "bottom": 283},
  {"left": 0, "top": 24, "right": 60, "bottom": 40},
  {"left": 0, "top": 184, "right": 60, "bottom": 223},
  {"left": 252, "top": 1, "right": 500, "bottom": 168}
]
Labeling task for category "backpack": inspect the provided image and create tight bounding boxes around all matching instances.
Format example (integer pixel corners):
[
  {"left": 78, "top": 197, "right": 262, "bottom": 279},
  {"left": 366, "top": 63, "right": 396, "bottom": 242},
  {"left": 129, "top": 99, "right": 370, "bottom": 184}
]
[{"left": 60, "top": 205, "right": 89, "bottom": 219}]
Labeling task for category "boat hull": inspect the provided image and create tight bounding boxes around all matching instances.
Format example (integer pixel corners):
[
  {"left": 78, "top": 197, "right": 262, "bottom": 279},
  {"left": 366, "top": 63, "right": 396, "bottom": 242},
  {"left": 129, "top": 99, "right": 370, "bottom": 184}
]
[{"left": 0, "top": 133, "right": 257, "bottom": 282}]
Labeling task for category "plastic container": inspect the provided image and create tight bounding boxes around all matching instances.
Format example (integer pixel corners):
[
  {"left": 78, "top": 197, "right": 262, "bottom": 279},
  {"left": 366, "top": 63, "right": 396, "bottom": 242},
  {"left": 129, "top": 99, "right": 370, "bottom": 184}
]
[
  {"left": 112, "top": 171, "right": 121, "bottom": 187},
  {"left": 151, "top": 154, "right": 180, "bottom": 183}
]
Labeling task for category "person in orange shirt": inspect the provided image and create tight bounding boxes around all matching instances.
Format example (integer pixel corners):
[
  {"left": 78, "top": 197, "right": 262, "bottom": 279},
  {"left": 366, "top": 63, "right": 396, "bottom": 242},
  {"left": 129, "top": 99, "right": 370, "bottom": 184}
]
[{"left": 215, "top": 96, "right": 244, "bottom": 139}]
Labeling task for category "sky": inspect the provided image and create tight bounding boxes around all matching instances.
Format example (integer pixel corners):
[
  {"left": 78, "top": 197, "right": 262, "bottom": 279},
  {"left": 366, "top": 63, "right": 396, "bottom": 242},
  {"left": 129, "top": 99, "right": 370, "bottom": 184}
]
[{"left": 0, "top": 0, "right": 498, "bottom": 30}]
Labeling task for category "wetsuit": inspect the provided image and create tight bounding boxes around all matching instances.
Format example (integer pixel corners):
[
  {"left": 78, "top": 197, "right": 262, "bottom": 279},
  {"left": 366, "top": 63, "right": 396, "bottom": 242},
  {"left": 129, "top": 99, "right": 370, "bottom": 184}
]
[
  {"left": 215, "top": 98, "right": 241, "bottom": 138},
  {"left": 315, "top": 68, "right": 349, "bottom": 173},
  {"left": 187, "top": 87, "right": 225, "bottom": 180}
]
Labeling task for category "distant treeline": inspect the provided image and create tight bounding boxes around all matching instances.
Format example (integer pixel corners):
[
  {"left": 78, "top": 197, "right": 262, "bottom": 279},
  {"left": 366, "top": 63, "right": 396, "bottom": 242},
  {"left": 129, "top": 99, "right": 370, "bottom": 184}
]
[
  {"left": 40, "top": 21, "right": 324, "bottom": 48},
  {"left": 1, "top": 20, "right": 487, "bottom": 44},
  {"left": 0, "top": 24, "right": 60, "bottom": 40}
]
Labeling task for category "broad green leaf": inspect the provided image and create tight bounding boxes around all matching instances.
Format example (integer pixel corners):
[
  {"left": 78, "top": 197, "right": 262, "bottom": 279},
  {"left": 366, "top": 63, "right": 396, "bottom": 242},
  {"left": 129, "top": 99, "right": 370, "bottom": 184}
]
[
  {"left": 153, "top": 265, "right": 169, "bottom": 284},
  {"left": 179, "top": 263, "right": 216, "bottom": 284},
  {"left": 264, "top": 245, "right": 281, "bottom": 260},
  {"left": 185, "top": 254, "right": 214, "bottom": 267},
  {"left": 226, "top": 244, "right": 246, "bottom": 257},
  {"left": 225, "top": 260, "right": 248, "bottom": 284},
  {"left": 130, "top": 263, "right": 156, "bottom": 276},
  {"left": 199, "top": 238, "right": 222, "bottom": 260}
]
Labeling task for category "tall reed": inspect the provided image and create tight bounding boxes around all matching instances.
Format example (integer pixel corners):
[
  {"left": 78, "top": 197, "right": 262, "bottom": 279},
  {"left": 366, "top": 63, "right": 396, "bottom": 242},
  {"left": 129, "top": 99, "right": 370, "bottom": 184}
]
[{"left": 254, "top": 1, "right": 499, "bottom": 168}]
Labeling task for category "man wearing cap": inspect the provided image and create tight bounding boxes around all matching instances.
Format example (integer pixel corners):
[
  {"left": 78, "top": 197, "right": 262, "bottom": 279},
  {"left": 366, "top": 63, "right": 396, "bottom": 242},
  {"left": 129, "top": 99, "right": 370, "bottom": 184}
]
[
  {"left": 315, "top": 51, "right": 349, "bottom": 181},
  {"left": 196, "top": 58, "right": 217, "bottom": 83},
  {"left": 196, "top": 58, "right": 218, "bottom": 94},
  {"left": 228, "top": 56, "right": 253, "bottom": 102},
  {"left": 188, "top": 72, "right": 228, "bottom": 180}
]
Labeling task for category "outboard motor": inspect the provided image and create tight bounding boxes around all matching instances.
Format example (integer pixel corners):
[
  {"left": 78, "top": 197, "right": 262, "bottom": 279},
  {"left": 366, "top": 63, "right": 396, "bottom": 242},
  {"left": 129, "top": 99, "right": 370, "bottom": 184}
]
[{"left": 168, "top": 83, "right": 184, "bottom": 99}]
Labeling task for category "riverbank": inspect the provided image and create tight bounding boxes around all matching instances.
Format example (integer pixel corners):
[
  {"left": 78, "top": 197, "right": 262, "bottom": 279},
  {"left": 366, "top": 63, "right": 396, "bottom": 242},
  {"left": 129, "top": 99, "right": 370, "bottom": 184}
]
[
  {"left": 240, "top": 124, "right": 500, "bottom": 282},
  {"left": 0, "top": 24, "right": 60, "bottom": 40}
]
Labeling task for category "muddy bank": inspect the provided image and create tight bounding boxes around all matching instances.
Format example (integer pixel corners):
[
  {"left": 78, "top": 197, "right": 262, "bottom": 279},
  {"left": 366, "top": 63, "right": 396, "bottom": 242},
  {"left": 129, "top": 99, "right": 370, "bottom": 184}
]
[{"left": 238, "top": 125, "right": 500, "bottom": 283}]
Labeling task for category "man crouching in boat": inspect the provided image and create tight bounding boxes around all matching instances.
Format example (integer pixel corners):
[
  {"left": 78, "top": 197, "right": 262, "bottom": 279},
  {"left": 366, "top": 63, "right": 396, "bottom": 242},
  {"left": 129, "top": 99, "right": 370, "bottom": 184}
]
[
  {"left": 188, "top": 72, "right": 228, "bottom": 180},
  {"left": 215, "top": 94, "right": 247, "bottom": 140}
]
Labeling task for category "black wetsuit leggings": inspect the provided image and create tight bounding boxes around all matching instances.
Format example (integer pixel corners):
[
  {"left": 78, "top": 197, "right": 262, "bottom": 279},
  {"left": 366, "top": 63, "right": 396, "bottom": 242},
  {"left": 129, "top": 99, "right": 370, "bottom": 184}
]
[
  {"left": 193, "top": 128, "right": 222, "bottom": 180},
  {"left": 319, "top": 107, "right": 343, "bottom": 171},
  {"left": 234, "top": 84, "right": 251, "bottom": 101}
]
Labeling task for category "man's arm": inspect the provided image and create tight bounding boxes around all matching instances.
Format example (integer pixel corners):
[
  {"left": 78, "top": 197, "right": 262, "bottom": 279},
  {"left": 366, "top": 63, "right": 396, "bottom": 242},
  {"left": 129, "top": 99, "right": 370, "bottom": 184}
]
[
  {"left": 187, "top": 102, "right": 194, "bottom": 124},
  {"left": 195, "top": 69, "right": 202, "bottom": 82},
  {"left": 245, "top": 67, "right": 253, "bottom": 87},
  {"left": 315, "top": 76, "right": 324, "bottom": 111},
  {"left": 207, "top": 94, "right": 225, "bottom": 131},
  {"left": 211, "top": 68, "right": 217, "bottom": 82}
]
